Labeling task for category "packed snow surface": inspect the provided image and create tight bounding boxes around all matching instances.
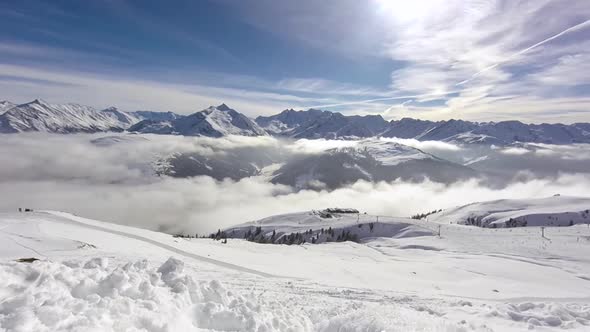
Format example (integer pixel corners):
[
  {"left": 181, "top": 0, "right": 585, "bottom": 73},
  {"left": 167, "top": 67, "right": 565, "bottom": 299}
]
[{"left": 1, "top": 210, "right": 590, "bottom": 331}]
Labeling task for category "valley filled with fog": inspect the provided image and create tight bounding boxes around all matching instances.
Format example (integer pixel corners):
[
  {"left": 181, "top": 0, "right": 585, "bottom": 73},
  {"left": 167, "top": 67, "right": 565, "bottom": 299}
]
[{"left": 2, "top": 132, "right": 589, "bottom": 235}]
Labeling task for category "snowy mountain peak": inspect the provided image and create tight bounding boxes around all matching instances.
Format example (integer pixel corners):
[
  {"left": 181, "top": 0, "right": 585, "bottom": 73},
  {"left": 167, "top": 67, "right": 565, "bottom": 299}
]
[
  {"left": 216, "top": 103, "right": 232, "bottom": 111},
  {"left": 130, "top": 104, "right": 267, "bottom": 137},
  {"left": 0, "top": 99, "right": 183, "bottom": 134},
  {"left": 255, "top": 108, "right": 389, "bottom": 138},
  {"left": 3, "top": 98, "right": 590, "bottom": 143},
  {"left": 28, "top": 98, "right": 52, "bottom": 107},
  {"left": 0, "top": 100, "right": 15, "bottom": 113},
  {"left": 254, "top": 110, "right": 590, "bottom": 144},
  {"left": 271, "top": 138, "right": 475, "bottom": 189}
]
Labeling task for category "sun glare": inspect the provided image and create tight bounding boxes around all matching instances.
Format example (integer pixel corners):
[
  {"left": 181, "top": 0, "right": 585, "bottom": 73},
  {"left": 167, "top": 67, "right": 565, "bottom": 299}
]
[{"left": 374, "top": 0, "right": 450, "bottom": 24}]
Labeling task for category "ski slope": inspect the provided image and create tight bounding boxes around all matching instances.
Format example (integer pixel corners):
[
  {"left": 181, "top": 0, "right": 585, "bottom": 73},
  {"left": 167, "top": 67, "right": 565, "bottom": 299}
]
[{"left": 1, "top": 210, "right": 590, "bottom": 331}]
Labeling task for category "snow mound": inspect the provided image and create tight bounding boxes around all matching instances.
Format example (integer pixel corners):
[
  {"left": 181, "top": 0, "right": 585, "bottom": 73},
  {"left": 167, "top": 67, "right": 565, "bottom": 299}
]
[
  {"left": 491, "top": 302, "right": 590, "bottom": 329},
  {"left": 0, "top": 257, "right": 311, "bottom": 331},
  {"left": 430, "top": 195, "right": 590, "bottom": 228}
]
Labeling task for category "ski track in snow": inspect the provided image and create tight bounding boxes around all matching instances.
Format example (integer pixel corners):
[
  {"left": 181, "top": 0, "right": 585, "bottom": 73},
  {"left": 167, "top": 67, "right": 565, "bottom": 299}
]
[{"left": 43, "top": 211, "right": 281, "bottom": 279}]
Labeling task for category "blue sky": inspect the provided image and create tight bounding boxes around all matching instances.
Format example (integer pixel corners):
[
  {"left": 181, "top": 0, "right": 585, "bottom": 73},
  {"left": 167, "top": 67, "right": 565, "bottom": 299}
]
[{"left": 0, "top": 0, "right": 589, "bottom": 123}]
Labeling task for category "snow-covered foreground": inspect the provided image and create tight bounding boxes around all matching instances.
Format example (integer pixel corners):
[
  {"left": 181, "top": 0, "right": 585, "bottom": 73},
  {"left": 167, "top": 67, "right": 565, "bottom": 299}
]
[{"left": 1, "top": 211, "right": 590, "bottom": 331}]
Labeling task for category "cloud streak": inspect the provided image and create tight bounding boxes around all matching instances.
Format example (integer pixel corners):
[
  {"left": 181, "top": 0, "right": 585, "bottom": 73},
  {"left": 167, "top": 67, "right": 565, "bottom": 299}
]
[{"left": 456, "top": 18, "right": 590, "bottom": 86}]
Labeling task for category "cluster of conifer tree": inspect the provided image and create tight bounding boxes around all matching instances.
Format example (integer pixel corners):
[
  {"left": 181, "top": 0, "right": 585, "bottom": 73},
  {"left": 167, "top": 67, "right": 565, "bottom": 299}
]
[
  {"left": 238, "top": 226, "right": 365, "bottom": 245},
  {"left": 411, "top": 209, "right": 442, "bottom": 220},
  {"left": 173, "top": 233, "right": 200, "bottom": 239},
  {"left": 464, "top": 216, "right": 528, "bottom": 228}
]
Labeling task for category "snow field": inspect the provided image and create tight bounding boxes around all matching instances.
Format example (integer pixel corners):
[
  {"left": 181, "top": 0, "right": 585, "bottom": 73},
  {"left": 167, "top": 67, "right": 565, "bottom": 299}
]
[
  {"left": 0, "top": 257, "right": 478, "bottom": 332},
  {"left": 2, "top": 210, "right": 590, "bottom": 331},
  {"left": 0, "top": 257, "right": 311, "bottom": 332}
]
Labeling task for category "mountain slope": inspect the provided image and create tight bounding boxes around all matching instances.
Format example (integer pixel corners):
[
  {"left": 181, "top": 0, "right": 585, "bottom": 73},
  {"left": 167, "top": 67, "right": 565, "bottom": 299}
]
[
  {"left": 128, "top": 110, "right": 182, "bottom": 122},
  {"left": 271, "top": 140, "right": 477, "bottom": 189},
  {"left": 428, "top": 195, "right": 590, "bottom": 227},
  {"left": 224, "top": 210, "right": 434, "bottom": 244},
  {"left": 255, "top": 109, "right": 388, "bottom": 138},
  {"left": 259, "top": 109, "right": 590, "bottom": 144},
  {"left": 99, "top": 107, "right": 142, "bottom": 126},
  {"left": 0, "top": 100, "right": 15, "bottom": 114},
  {"left": 130, "top": 104, "right": 267, "bottom": 137},
  {"left": 385, "top": 119, "right": 590, "bottom": 145},
  {"left": 0, "top": 99, "right": 131, "bottom": 133},
  {"left": 2, "top": 98, "right": 590, "bottom": 143},
  {"left": 0, "top": 100, "right": 182, "bottom": 134}
]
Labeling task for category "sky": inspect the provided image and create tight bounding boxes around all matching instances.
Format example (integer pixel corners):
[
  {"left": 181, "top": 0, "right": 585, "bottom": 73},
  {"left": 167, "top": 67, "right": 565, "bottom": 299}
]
[{"left": 0, "top": 0, "right": 589, "bottom": 123}]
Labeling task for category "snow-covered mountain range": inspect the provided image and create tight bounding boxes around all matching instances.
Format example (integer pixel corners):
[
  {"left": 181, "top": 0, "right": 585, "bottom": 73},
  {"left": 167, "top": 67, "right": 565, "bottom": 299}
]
[
  {"left": 2, "top": 99, "right": 590, "bottom": 145},
  {"left": 257, "top": 109, "right": 590, "bottom": 144},
  {"left": 129, "top": 104, "right": 267, "bottom": 137},
  {"left": 0, "top": 99, "right": 179, "bottom": 133},
  {"left": 270, "top": 141, "right": 477, "bottom": 189},
  {"left": 255, "top": 108, "right": 388, "bottom": 139},
  {"left": 147, "top": 138, "right": 477, "bottom": 187}
]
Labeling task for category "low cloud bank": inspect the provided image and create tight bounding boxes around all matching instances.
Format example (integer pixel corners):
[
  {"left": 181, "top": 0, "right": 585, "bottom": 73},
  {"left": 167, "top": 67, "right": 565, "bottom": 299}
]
[
  {"left": 1, "top": 133, "right": 589, "bottom": 234},
  {"left": 379, "top": 137, "right": 462, "bottom": 152},
  {"left": 2, "top": 175, "right": 589, "bottom": 234}
]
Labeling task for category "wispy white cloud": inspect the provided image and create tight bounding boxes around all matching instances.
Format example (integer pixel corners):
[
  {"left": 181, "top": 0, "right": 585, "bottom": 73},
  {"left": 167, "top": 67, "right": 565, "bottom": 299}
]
[
  {"left": 214, "top": 0, "right": 590, "bottom": 122},
  {"left": 456, "top": 18, "right": 590, "bottom": 86},
  {"left": 377, "top": 0, "right": 590, "bottom": 122},
  {"left": 0, "top": 41, "right": 391, "bottom": 116},
  {"left": 0, "top": 63, "right": 337, "bottom": 116},
  {"left": 276, "top": 78, "right": 390, "bottom": 97}
]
